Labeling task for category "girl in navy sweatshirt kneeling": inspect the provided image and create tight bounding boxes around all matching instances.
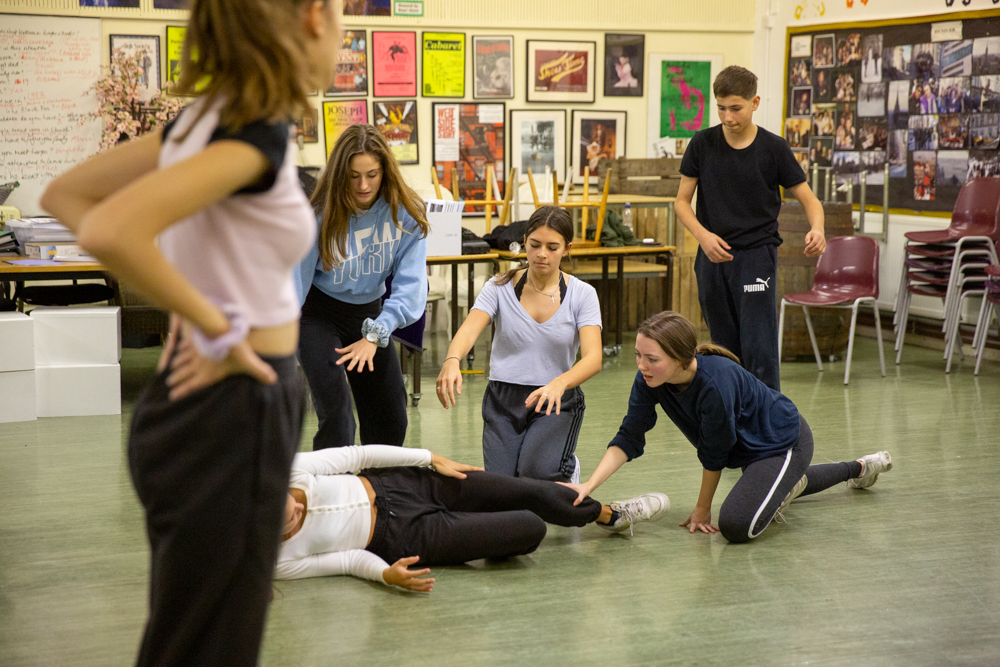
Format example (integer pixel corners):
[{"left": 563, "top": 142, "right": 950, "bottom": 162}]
[
  {"left": 561, "top": 311, "right": 893, "bottom": 543},
  {"left": 296, "top": 124, "right": 429, "bottom": 450}
]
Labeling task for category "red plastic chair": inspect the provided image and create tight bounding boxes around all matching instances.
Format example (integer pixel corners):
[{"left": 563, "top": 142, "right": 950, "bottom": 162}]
[
  {"left": 973, "top": 265, "right": 1000, "bottom": 375},
  {"left": 893, "top": 178, "right": 1000, "bottom": 323},
  {"left": 779, "top": 236, "right": 886, "bottom": 384}
]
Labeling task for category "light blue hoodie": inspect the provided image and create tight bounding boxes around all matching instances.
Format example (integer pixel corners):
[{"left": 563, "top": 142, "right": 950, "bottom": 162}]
[{"left": 294, "top": 197, "right": 428, "bottom": 338}]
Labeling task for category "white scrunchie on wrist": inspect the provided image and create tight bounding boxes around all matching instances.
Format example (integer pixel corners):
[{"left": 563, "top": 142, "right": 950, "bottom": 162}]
[{"left": 191, "top": 304, "right": 250, "bottom": 362}]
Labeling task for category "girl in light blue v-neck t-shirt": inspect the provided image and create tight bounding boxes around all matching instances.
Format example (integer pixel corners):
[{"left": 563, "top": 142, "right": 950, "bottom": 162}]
[{"left": 436, "top": 207, "right": 603, "bottom": 483}]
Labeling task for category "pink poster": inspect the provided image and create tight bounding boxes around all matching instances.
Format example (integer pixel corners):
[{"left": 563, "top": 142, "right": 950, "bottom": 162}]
[{"left": 373, "top": 31, "right": 417, "bottom": 98}]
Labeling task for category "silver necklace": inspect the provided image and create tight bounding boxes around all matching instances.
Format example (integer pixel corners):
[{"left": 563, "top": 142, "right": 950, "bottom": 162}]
[{"left": 528, "top": 276, "right": 559, "bottom": 303}]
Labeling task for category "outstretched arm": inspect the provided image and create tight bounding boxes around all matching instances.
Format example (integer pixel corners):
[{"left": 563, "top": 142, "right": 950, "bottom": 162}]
[
  {"left": 559, "top": 445, "right": 629, "bottom": 505},
  {"left": 680, "top": 468, "right": 722, "bottom": 534},
  {"left": 436, "top": 309, "right": 491, "bottom": 408}
]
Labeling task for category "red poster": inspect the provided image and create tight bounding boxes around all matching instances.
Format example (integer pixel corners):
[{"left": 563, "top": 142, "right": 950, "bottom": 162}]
[
  {"left": 433, "top": 103, "right": 505, "bottom": 210},
  {"left": 534, "top": 50, "right": 590, "bottom": 93},
  {"left": 372, "top": 31, "right": 417, "bottom": 98}
]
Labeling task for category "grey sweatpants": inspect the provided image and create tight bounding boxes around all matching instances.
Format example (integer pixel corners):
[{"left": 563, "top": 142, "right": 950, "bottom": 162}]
[
  {"left": 719, "top": 416, "right": 857, "bottom": 543},
  {"left": 481, "top": 380, "right": 585, "bottom": 482}
]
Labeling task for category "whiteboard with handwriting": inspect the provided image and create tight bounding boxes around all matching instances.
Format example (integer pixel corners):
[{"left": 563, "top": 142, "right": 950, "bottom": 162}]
[{"left": 0, "top": 15, "right": 101, "bottom": 216}]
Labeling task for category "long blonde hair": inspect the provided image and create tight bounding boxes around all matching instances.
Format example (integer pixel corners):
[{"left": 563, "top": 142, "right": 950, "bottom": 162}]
[
  {"left": 637, "top": 311, "right": 741, "bottom": 366},
  {"left": 174, "top": 0, "right": 325, "bottom": 129},
  {"left": 311, "top": 124, "right": 429, "bottom": 270}
]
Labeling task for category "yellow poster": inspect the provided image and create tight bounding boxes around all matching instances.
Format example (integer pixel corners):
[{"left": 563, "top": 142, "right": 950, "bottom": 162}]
[
  {"left": 422, "top": 32, "right": 465, "bottom": 98},
  {"left": 166, "top": 26, "right": 185, "bottom": 85},
  {"left": 323, "top": 100, "right": 369, "bottom": 158}
]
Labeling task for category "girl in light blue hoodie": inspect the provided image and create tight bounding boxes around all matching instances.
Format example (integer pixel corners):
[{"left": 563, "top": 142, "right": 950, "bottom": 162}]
[{"left": 296, "top": 125, "right": 429, "bottom": 450}]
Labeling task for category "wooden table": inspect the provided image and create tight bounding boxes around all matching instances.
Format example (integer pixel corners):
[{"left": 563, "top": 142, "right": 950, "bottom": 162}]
[
  {"left": 498, "top": 245, "right": 675, "bottom": 354},
  {"left": 562, "top": 193, "right": 677, "bottom": 242},
  {"left": 0, "top": 259, "right": 108, "bottom": 309}
]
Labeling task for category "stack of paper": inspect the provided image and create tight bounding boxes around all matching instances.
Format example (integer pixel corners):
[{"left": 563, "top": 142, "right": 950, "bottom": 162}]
[{"left": 5, "top": 218, "right": 76, "bottom": 247}]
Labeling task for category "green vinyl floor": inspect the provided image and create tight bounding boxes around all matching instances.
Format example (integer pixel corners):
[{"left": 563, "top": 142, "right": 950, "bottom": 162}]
[{"left": 1, "top": 334, "right": 999, "bottom": 666}]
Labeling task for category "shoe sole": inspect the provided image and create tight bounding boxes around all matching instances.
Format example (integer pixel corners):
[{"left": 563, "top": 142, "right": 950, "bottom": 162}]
[{"left": 849, "top": 451, "right": 892, "bottom": 489}]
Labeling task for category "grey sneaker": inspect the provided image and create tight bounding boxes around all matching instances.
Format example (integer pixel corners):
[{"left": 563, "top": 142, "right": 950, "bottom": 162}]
[
  {"left": 570, "top": 456, "right": 581, "bottom": 485},
  {"left": 773, "top": 475, "right": 808, "bottom": 524},
  {"left": 849, "top": 451, "right": 893, "bottom": 489},
  {"left": 602, "top": 492, "right": 670, "bottom": 535}
]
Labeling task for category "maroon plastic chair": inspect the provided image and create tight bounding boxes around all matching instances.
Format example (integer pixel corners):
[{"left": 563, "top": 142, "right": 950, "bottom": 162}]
[
  {"left": 973, "top": 265, "right": 1000, "bottom": 375},
  {"left": 779, "top": 236, "right": 886, "bottom": 385},
  {"left": 894, "top": 177, "right": 1000, "bottom": 321}
]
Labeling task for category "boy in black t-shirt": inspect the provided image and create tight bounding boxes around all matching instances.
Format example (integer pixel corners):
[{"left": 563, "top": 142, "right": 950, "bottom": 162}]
[{"left": 677, "top": 66, "right": 826, "bottom": 391}]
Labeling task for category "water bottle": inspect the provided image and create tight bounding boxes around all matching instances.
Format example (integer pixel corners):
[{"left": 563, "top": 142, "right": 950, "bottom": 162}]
[{"left": 622, "top": 203, "right": 634, "bottom": 234}]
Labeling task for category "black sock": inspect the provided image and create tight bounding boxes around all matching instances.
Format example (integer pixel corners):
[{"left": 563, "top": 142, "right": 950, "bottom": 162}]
[
  {"left": 598, "top": 509, "right": 621, "bottom": 526},
  {"left": 848, "top": 460, "right": 863, "bottom": 478}
]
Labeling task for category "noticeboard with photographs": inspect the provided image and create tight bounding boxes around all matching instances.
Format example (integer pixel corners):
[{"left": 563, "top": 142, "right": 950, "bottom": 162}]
[{"left": 784, "top": 12, "right": 1000, "bottom": 213}]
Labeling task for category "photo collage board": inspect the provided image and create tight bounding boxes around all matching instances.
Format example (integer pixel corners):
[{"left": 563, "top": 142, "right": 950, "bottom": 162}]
[{"left": 784, "top": 14, "right": 1000, "bottom": 212}]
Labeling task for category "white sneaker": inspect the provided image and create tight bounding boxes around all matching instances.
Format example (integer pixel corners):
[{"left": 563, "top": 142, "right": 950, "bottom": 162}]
[
  {"left": 602, "top": 492, "right": 670, "bottom": 535},
  {"left": 849, "top": 451, "right": 893, "bottom": 489},
  {"left": 570, "top": 456, "right": 581, "bottom": 485},
  {"left": 773, "top": 475, "right": 807, "bottom": 524}
]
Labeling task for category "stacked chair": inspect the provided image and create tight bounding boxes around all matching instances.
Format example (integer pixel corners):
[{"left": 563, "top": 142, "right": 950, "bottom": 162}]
[
  {"left": 893, "top": 178, "right": 1000, "bottom": 371},
  {"left": 972, "top": 264, "right": 1000, "bottom": 375}
]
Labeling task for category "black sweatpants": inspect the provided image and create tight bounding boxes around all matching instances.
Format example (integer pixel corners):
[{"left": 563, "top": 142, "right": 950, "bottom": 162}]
[
  {"left": 481, "top": 380, "right": 585, "bottom": 482},
  {"left": 695, "top": 244, "right": 781, "bottom": 391},
  {"left": 718, "top": 416, "right": 860, "bottom": 543},
  {"left": 363, "top": 468, "right": 603, "bottom": 566},
  {"left": 298, "top": 286, "right": 408, "bottom": 450},
  {"left": 128, "top": 354, "right": 304, "bottom": 667}
]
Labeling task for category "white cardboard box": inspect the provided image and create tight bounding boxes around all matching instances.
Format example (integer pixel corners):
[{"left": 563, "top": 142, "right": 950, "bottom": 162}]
[
  {"left": 0, "top": 370, "right": 37, "bottom": 422},
  {"left": 35, "top": 364, "right": 121, "bottom": 417},
  {"left": 31, "top": 306, "right": 121, "bottom": 366},
  {"left": 425, "top": 208, "right": 462, "bottom": 258},
  {"left": 0, "top": 311, "right": 35, "bottom": 372}
]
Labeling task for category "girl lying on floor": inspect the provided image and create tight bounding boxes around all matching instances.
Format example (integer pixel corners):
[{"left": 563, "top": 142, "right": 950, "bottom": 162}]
[{"left": 275, "top": 445, "right": 669, "bottom": 591}]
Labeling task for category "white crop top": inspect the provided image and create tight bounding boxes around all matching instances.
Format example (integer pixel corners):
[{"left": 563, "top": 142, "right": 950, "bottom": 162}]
[{"left": 158, "top": 98, "right": 316, "bottom": 328}]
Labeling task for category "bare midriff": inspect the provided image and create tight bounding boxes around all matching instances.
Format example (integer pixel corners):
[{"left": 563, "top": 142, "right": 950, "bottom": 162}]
[{"left": 178, "top": 320, "right": 301, "bottom": 357}]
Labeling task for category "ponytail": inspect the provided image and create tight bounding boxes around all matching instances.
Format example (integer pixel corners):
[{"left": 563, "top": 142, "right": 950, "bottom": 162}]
[
  {"left": 695, "top": 343, "right": 741, "bottom": 365},
  {"left": 638, "top": 311, "right": 741, "bottom": 367}
]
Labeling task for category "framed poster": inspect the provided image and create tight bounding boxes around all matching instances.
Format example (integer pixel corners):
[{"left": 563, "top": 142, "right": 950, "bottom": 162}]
[
  {"left": 343, "top": 0, "right": 390, "bottom": 15},
  {"left": 432, "top": 102, "right": 505, "bottom": 209},
  {"left": 294, "top": 106, "right": 319, "bottom": 144},
  {"left": 326, "top": 30, "right": 368, "bottom": 97},
  {"left": 526, "top": 40, "right": 595, "bottom": 103},
  {"left": 646, "top": 53, "right": 722, "bottom": 157},
  {"left": 373, "top": 100, "right": 419, "bottom": 165},
  {"left": 509, "top": 109, "right": 566, "bottom": 181},
  {"left": 372, "top": 31, "right": 417, "bottom": 98},
  {"left": 166, "top": 25, "right": 185, "bottom": 86},
  {"left": 109, "top": 35, "right": 160, "bottom": 103},
  {"left": 422, "top": 32, "right": 465, "bottom": 98},
  {"left": 322, "top": 100, "right": 368, "bottom": 159},
  {"left": 473, "top": 36, "right": 514, "bottom": 99},
  {"left": 570, "top": 109, "right": 626, "bottom": 184},
  {"left": 152, "top": 0, "right": 186, "bottom": 7},
  {"left": 604, "top": 34, "right": 644, "bottom": 98}
]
